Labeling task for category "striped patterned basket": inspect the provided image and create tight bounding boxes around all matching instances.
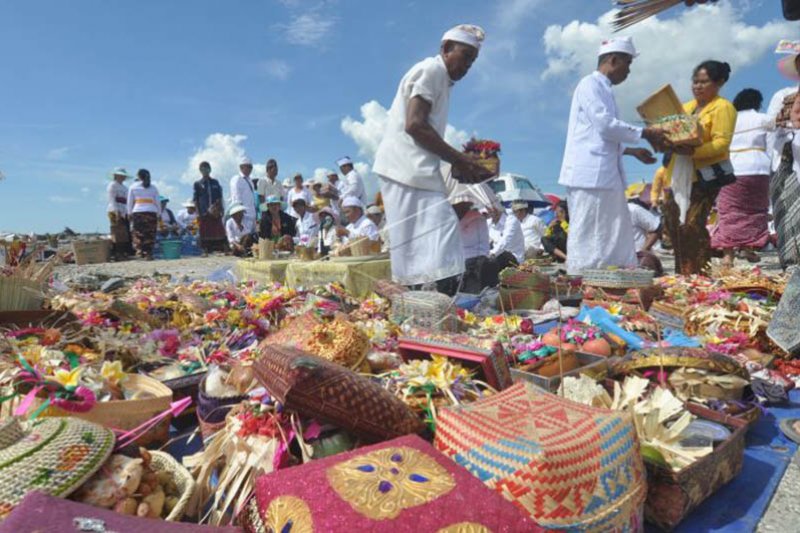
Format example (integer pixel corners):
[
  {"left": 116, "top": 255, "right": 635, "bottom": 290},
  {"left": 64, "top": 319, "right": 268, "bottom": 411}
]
[
  {"left": 498, "top": 267, "right": 550, "bottom": 290},
  {"left": 434, "top": 383, "right": 646, "bottom": 532},
  {"left": 498, "top": 286, "right": 549, "bottom": 311},
  {"left": 582, "top": 268, "right": 654, "bottom": 289}
]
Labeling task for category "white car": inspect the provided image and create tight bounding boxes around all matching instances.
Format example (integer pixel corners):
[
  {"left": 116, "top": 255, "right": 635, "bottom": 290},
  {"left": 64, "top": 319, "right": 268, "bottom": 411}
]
[{"left": 488, "top": 173, "right": 549, "bottom": 209}]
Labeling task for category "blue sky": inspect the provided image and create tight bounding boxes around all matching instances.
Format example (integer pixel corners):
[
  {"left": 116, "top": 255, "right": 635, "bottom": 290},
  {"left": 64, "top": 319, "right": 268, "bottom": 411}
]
[{"left": 0, "top": 0, "right": 796, "bottom": 233}]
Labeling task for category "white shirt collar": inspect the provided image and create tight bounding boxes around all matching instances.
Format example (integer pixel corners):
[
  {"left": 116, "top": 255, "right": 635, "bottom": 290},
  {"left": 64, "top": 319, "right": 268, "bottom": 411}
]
[
  {"left": 593, "top": 70, "right": 612, "bottom": 89},
  {"left": 437, "top": 54, "right": 456, "bottom": 86}
]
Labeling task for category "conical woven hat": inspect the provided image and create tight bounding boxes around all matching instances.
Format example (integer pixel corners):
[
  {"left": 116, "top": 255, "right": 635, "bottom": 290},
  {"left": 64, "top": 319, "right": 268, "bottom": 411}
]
[{"left": 0, "top": 417, "right": 114, "bottom": 520}]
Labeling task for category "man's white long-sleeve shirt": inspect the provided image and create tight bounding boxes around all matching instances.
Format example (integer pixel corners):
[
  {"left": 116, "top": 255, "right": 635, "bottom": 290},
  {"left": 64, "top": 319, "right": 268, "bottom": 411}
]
[
  {"left": 558, "top": 71, "right": 643, "bottom": 190},
  {"left": 487, "top": 212, "right": 525, "bottom": 263}
]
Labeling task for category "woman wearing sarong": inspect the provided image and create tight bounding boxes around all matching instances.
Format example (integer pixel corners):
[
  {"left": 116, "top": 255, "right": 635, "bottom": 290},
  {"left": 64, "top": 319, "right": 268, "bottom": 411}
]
[
  {"left": 662, "top": 60, "right": 736, "bottom": 275},
  {"left": 126, "top": 169, "right": 160, "bottom": 260},
  {"left": 711, "top": 89, "right": 773, "bottom": 266},
  {"left": 106, "top": 167, "right": 132, "bottom": 261},
  {"left": 193, "top": 161, "right": 227, "bottom": 254}
]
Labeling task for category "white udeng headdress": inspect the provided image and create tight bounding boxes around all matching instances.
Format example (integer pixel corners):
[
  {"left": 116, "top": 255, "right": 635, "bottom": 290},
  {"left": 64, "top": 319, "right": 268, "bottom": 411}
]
[{"left": 441, "top": 24, "right": 485, "bottom": 50}]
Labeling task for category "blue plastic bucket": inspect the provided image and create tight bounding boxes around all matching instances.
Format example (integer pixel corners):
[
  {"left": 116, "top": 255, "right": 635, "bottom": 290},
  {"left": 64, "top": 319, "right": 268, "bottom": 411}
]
[{"left": 161, "top": 240, "right": 182, "bottom": 260}]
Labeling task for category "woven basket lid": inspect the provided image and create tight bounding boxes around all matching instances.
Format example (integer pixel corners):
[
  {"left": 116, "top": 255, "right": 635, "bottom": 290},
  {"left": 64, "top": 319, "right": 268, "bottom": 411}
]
[{"left": 0, "top": 416, "right": 114, "bottom": 520}]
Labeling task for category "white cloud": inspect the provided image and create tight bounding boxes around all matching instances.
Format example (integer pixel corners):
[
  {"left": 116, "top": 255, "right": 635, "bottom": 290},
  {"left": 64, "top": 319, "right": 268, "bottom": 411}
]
[
  {"left": 152, "top": 178, "right": 180, "bottom": 203},
  {"left": 312, "top": 167, "right": 333, "bottom": 182},
  {"left": 80, "top": 187, "right": 90, "bottom": 195},
  {"left": 180, "top": 133, "right": 264, "bottom": 184},
  {"left": 276, "top": 13, "right": 336, "bottom": 48},
  {"left": 541, "top": 4, "right": 794, "bottom": 119},
  {"left": 340, "top": 100, "right": 471, "bottom": 162},
  {"left": 340, "top": 101, "right": 473, "bottom": 202},
  {"left": 260, "top": 59, "right": 291, "bottom": 80},
  {"left": 46, "top": 147, "right": 70, "bottom": 160}
]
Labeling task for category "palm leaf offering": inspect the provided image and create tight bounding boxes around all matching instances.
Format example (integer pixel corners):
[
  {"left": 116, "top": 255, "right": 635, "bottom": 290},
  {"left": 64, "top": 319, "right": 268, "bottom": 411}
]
[{"left": 653, "top": 114, "right": 702, "bottom": 145}]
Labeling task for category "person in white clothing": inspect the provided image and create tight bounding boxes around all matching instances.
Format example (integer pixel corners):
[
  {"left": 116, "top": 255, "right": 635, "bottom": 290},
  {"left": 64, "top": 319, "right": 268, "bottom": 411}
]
[
  {"left": 229, "top": 157, "right": 257, "bottom": 226},
  {"left": 126, "top": 169, "right": 161, "bottom": 260},
  {"left": 176, "top": 200, "right": 198, "bottom": 234},
  {"left": 106, "top": 167, "right": 132, "bottom": 260},
  {"left": 366, "top": 205, "right": 389, "bottom": 252},
  {"left": 286, "top": 173, "right": 313, "bottom": 218},
  {"left": 512, "top": 201, "right": 546, "bottom": 258},
  {"left": 336, "top": 197, "right": 379, "bottom": 242},
  {"left": 291, "top": 198, "right": 319, "bottom": 245},
  {"left": 372, "top": 24, "right": 494, "bottom": 294},
  {"left": 625, "top": 186, "right": 661, "bottom": 252},
  {"left": 711, "top": 88, "right": 775, "bottom": 266},
  {"left": 558, "top": 36, "right": 666, "bottom": 275},
  {"left": 257, "top": 159, "right": 284, "bottom": 206},
  {"left": 336, "top": 157, "right": 366, "bottom": 204},
  {"left": 487, "top": 207, "right": 525, "bottom": 264},
  {"left": 317, "top": 207, "right": 339, "bottom": 257},
  {"left": 451, "top": 193, "right": 493, "bottom": 293},
  {"left": 225, "top": 203, "right": 256, "bottom": 256}
]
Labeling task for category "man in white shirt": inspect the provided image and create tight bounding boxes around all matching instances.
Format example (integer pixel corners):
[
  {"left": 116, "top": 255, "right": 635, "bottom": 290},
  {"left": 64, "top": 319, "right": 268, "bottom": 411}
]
[
  {"left": 107, "top": 167, "right": 132, "bottom": 260},
  {"left": 257, "top": 159, "right": 284, "bottom": 206},
  {"left": 558, "top": 36, "right": 667, "bottom": 275},
  {"left": 373, "top": 24, "right": 493, "bottom": 293},
  {"left": 229, "top": 157, "right": 257, "bottom": 227},
  {"left": 512, "top": 201, "right": 546, "bottom": 257},
  {"left": 625, "top": 186, "right": 661, "bottom": 252},
  {"left": 176, "top": 200, "right": 198, "bottom": 234},
  {"left": 225, "top": 203, "right": 256, "bottom": 256},
  {"left": 291, "top": 198, "right": 319, "bottom": 245},
  {"left": 336, "top": 157, "right": 366, "bottom": 204},
  {"left": 487, "top": 207, "right": 525, "bottom": 263},
  {"left": 366, "top": 205, "right": 389, "bottom": 252},
  {"left": 336, "top": 197, "right": 379, "bottom": 242}
]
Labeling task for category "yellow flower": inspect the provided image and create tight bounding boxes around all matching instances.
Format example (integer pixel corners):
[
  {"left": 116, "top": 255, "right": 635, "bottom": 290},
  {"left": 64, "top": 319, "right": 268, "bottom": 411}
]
[
  {"left": 101, "top": 361, "right": 125, "bottom": 385},
  {"left": 608, "top": 303, "right": 622, "bottom": 316},
  {"left": 53, "top": 368, "right": 82, "bottom": 388}
]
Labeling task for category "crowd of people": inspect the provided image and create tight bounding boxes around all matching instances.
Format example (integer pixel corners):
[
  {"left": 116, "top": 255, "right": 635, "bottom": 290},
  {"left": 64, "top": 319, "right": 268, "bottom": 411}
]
[
  {"left": 105, "top": 156, "right": 383, "bottom": 260},
  {"left": 104, "top": 23, "right": 800, "bottom": 295}
]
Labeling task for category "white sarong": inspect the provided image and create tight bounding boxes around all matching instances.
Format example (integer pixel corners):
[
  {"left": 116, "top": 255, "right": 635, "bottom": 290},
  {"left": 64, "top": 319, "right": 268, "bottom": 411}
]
[
  {"left": 379, "top": 176, "right": 464, "bottom": 285},
  {"left": 566, "top": 187, "right": 637, "bottom": 275}
]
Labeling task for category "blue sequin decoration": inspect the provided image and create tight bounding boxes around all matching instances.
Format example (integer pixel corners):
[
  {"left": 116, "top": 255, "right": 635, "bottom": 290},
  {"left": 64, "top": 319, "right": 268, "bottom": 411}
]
[
  {"left": 378, "top": 480, "right": 393, "bottom": 493},
  {"left": 391, "top": 453, "right": 403, "bottom": 462},
  {"left": 356, "top": 464, "right": 375, "bottom": 472},
  {"left": 409, "top": 473, "right": 429, "bottom": 483},
  {"left": 281, "top": 520, "right": 293, "bottom": 533}
]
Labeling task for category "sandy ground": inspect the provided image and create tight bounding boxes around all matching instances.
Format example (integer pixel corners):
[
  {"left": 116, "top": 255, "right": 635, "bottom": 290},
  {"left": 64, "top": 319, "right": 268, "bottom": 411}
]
[{"left": 53, "top": 249, "right": 796, "bottom": 529}]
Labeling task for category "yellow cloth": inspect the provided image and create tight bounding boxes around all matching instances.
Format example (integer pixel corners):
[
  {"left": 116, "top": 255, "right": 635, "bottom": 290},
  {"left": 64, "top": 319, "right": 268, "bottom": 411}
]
[
  {"left": 544, "top": 221, "right": 569, "bottom": 237},
  {"left": 313, "top": 195, "right": 331, "bottom": 210},
  {"left": 235, "top": 258, "right": 293, "bottom": 285},
  {"left": 665, "top": 96, "right": 737, "bottom": 184},
  {"left": 285, "top": 259, "right": 391, "bottom": 298},
  {"left": 650, "top": 166, "right": 667, "bottom": 205}
]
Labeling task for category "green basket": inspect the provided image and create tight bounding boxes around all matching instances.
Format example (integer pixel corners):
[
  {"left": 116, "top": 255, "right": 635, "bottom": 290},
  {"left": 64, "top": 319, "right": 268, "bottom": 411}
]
[{"left": 161, "top": 240, "right": 182, "bottom": 260}]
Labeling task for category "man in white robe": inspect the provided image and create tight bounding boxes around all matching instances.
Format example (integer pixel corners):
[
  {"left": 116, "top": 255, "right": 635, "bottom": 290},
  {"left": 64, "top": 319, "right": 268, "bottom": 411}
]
[
  {"left": 229, "top": 157, "right": 257, "bottom": 227},
  {"left": 336, "top": 157, "right": 366, "bottom": 204},
  {"left": 337, "top": 197, "right": 379, "bottom": 242},
  {"left": 373, "top": 24, "right": 494, "bottom": 293},
  {"left": 512, "top": 201, "right": 546, "bottom": 257},
  {"left": 487, "top": 208, "right": 525, "bottom": 263},
  {"left": 558, "top": 36, "right": 667, "bottom": 275}
]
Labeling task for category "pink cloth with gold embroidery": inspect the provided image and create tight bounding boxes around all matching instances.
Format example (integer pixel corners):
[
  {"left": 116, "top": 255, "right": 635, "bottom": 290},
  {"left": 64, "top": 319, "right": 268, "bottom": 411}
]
[{"left": 240, "top": 434, "right": 540, "bottom": 532}]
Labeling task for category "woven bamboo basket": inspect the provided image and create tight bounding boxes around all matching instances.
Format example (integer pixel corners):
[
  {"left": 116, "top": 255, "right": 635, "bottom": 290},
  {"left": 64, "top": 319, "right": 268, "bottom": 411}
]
[
  {"left": 498, "top": 286, "right": 549, "bottom": 311},
  {"left": 295, "top": 245, "right": 316, "bottom": 261},
  {"left": 637, "top": 84, "right": 683, "bottom": 121},
  {"left": 644, "top": 404, "right": 747, "bottom": 530},
  {"left": 148, "top": 450, "right": 197, "bottom": 521},
  {"left": 390, "top": 290, "right": 458, "bottom": 332},
  {"left": 72, "top": 239, "right": 111, "bottom": 265},
  {"left": 257, "top": 239, "right": 274, "bottom": 260},
  {"left": 0, "top": 277, "right": 45, "bottom": 312},
  {"left": 347, "top": 238, "right": 375, "bottom": 257},
  {"left": 196, "top": 375, "right": 247, "bottom": 441},
  {"left": 498, "top": 267, "right": 550, "bottom": 290},
  {"left": 34, "top": 375, "right": 173, "bottom": 446}
]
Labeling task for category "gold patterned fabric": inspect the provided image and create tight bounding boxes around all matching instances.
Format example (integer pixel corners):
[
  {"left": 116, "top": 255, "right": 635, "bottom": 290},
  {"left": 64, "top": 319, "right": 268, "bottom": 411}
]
[
  {"left": 265, "top": 496, "right": 314, "bottom": 533},
  {"left": 437, "top": 523, "right": 492, "bottom": 533},
  {"left": 326, "top": 446, "right": 456, "bottom": 519}
]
